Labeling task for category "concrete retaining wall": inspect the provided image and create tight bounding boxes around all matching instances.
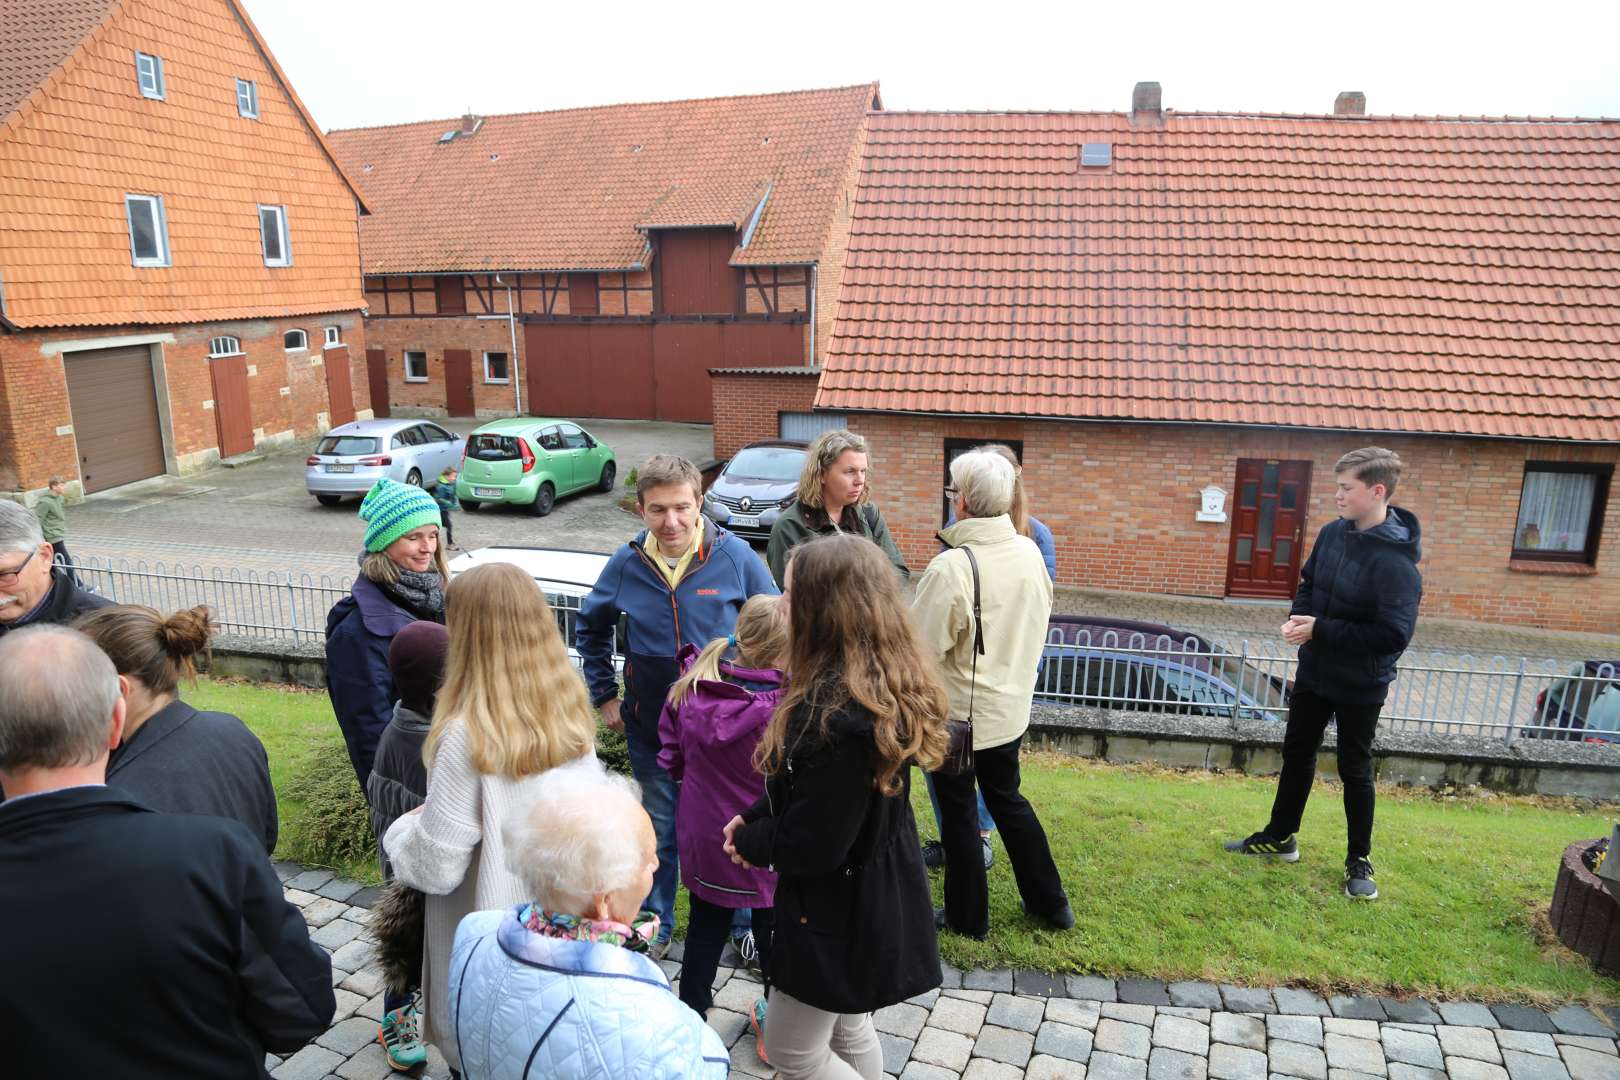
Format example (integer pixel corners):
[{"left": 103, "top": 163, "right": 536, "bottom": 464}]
[{"left": 209, "top": 638, "right": 1620, "bottom": 800}]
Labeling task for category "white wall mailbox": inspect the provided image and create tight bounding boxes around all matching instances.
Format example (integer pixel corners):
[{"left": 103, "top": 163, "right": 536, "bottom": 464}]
[{"left": 1197, "top": 485, "right": 1228, "bottom": 523}]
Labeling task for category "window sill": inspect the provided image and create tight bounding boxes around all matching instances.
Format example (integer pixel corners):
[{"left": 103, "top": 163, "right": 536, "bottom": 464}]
[
  {"left": 1508, "top": 559, "right": 1598, "bottom": 576},
  {"left": 404, "top": 376, "right": 429, "bottom": 384},
  {"left": 484, "top": 379, "right": 510, "bottom": 385}
]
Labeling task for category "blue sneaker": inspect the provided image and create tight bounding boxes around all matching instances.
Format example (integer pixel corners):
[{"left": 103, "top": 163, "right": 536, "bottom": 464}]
[{"left": 378, "top": 992, "right": 427, "bottom": 1071}]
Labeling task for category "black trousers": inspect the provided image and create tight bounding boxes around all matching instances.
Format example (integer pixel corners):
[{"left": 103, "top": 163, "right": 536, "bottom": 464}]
[
  {"left": 49, "top": 541, "right": 76, "bottom": 585},
  {"left": 1265, "top": 687, "right": 1382, "bottom": 860},
  {"left": 679, "top": 895, "right": 773, "bottom": 1014},
  {"left": 935, "top": 734, "right": 1067, "bottom": 937},
  {"left": 438, "top": 510, "right": 454, "bottom": 546}
]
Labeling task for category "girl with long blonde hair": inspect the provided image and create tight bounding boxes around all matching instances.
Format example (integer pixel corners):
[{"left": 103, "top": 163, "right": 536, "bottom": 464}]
[
  {"left": 383, "top": 562, "right": 598, "bottom": 1076},
  {"left": 723, "top": 535, "right": 948, "bottom": 1079},
  {"left": 657, "top": 595, "right": 788, "bottom": 1056}
]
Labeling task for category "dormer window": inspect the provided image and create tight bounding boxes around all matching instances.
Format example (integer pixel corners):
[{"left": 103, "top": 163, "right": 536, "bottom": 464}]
[
  {"left": 135, "top": 52, "right": 165, "bottom": 100},
  {"left": 236, "top": 78, "right": 259, "bottom": 119}
]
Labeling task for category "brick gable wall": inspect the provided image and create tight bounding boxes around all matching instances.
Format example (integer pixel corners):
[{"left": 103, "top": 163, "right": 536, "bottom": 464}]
[{"left": 710, "top": 371, "right": 818, "bottom": 458}]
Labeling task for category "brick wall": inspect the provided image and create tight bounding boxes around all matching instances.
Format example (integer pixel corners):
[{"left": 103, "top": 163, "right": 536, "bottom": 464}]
[
  {"left": 849, "top": 413, "right": 1620, "bottom": 634},
  {"left": 0, "top": 312, "right": 365, "bottom": 496},
  {"left": 363, "top": 316, "right": 527, "bottom": 417},
  {"left": 710, "top": 371, "right": 819, "bottom": 458}
]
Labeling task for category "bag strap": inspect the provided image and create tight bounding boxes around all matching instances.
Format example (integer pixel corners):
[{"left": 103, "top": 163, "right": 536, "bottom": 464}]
[{"left": 960, "top": 544, "right": 983, "bottom": 724}]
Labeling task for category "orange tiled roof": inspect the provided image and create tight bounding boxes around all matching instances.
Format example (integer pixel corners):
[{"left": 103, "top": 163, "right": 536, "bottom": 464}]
[
  {"left": 815, "top": 110, "right": 1620, "bottom": 442},
  {"left": 0, "top": 0, "right": 118, "bottom": 128},
  {"left": 327, "top": 84, "right": 879, "bottom": 274}
]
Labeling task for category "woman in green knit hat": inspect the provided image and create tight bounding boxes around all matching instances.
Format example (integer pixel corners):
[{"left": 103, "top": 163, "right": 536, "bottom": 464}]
[{"left": 325, "top": 478, "right": 449, "bottom": 799}]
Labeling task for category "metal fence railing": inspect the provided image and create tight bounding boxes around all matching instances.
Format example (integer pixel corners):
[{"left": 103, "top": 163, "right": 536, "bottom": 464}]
[
  {"left": 1034, "top": 628, "right": 1619, "bottom": 747},
  {"left": 66, "top": 558, "right": 1618, "bottom": 747}
]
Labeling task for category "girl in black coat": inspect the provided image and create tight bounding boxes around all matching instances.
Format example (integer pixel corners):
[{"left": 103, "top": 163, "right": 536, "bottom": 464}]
[{"left": 725, "top": 533, "right": 950, "bottom": 1079}]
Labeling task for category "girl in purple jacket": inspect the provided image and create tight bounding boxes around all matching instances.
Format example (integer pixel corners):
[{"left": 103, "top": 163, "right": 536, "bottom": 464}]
[{"left": 658, "top": 595, "right": 786, "bottom": 1056}]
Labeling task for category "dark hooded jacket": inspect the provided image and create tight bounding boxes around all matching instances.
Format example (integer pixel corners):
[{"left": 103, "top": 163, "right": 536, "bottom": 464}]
[
  {"left": 0, "top": 565, "right": 109, "bottom": 638},
  {"left": 367, "top": 701, "right": 432, "bottom": 879},
  {"left": 325, "top": 575, "right": 430, "bottom": 791},
  {"left": 1291, "top": 507, "right": 1424, "bottom": 706}
]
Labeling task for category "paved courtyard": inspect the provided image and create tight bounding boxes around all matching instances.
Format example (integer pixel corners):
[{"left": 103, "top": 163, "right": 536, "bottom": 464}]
[{"left": 272, "top": 862, "right": 1619, "bottom": 1080}]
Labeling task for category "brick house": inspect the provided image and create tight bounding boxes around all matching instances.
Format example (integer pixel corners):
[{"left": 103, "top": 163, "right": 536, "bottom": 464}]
[
  {"left": 796, "top": 85, "right": 1620, "bottom": 634},
  {"left": 325, "top": 84, "right": 877, "bottom": 425},
  {"left": 0, "top": 0, "right": 370, "bottom": 499}
]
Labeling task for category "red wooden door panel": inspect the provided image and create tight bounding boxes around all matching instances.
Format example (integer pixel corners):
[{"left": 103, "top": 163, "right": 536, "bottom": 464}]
[
  {"left": 657, "top": 228, "right": 739, "bottom": 315},
  {"left": 209, "top": 356, "right": 254, "bottom": 458},
  {"left": 366, "top": 348, "right": 391, "bottom": 418},
  {"left": 444, "top": 348, "right": 475, "bottom": 417},
  {"left": 323, "top": 346, "right": 355, "bottom": 425},
  {"left": 1225, "top": 459, "right": 1312, "bottom": 599}
]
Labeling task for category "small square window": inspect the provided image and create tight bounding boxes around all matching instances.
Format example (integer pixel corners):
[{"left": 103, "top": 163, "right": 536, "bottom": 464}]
[
  {"left": 324, "top": 325, "right": 342, "bottom": 348},
  {"left": 483, "top": 351, "right": 509, "bottom": 383},
  {"left": 1513, "top": 463, "right": 1611, "bottom": 565},
  {"left": 404, "top": 351, "right": 428, "bottom": 382},
  {"left": 284, "top": 329, "right": 308, "bottom": 351},
  {"left": 258, "top": 205, "right": 291, "bottom": 267},
  {"left": 135, "top": 52, "right": 165, "bottom": 100},
  {"left": 125, "top": 194, "right": 170, "bottom": 267},
  {"left": 236, "top": 78, "right": 259, "bottom": 119}
]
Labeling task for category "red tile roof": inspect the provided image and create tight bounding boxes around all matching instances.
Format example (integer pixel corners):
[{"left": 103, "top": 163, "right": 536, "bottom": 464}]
[
  {"left": 326, "top": 84, "right": 879, "bottom": 274},
  {"left": 0, "top": 0, "right": 118, "bottom": 128},
  {"left": 815, "top": 110, "right": 1620, "bottom": 442}
]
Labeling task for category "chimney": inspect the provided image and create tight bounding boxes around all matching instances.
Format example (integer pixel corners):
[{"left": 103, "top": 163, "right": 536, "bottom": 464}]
[
  {"left": 1333, "top": 91, "right": 1366, "bottom": 117},
  {"left": 460, "top": 112, "right": 482, "bottom": 136},
  {"left": 1131, "top": 81, "right": 1163, "bottom": 126}
]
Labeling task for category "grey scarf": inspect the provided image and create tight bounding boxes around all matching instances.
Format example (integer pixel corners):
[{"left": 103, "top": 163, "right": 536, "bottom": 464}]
[{"left": 361, "top": 554, "right": 445, "bottom": 622}]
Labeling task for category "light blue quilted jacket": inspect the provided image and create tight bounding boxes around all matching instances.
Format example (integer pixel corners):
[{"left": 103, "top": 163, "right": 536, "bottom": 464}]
[{"left": 448, "top": 907, "right": 729, "bottom": 1080}]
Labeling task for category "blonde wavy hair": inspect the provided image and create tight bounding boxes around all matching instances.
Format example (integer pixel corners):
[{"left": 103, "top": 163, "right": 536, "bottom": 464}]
[
  {"left": 425, "top": 563, "right": 596, "bottom": 777},
  {"left": 666, "top": 595, "right": 787, "bottom": 710},
  {"left": 755, "top": 534, "right": 948, "bottom": 795},
  {"left": 362, "top": 544, "right": 450, "bottom": 585},
  {"left": 794, "top": 430, "right": 872, "bottom": 511}
]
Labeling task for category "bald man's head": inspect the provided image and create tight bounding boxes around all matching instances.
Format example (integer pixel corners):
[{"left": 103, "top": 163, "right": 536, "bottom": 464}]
[{"left": 0, "top": 626, "right": 121, "bottom": 772}]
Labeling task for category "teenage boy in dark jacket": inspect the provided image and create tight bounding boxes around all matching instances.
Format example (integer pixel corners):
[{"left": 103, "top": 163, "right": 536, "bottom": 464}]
[
  {"left": 0, "top": 625, "right": 334, "bottom": 1078},
  {"left": 577, "top": 454, "right": 778, "bottom": 955},
  {"left": 1226, "top": 447, "right": 1422, "bottom": 901}
]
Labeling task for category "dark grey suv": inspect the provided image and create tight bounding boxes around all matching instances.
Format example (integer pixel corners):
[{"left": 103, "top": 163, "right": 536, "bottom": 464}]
[{"left": 702, "top": 440, "right": 807, "bottom": 541}]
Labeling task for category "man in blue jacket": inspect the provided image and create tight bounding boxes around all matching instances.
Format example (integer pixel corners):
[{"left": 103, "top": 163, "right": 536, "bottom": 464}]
[
  {"left": 577, "top": 454, "right": 777, "bottom": 953},
  {"left": 1226, "top": 447, "right": 1423, "bottom": 902}
]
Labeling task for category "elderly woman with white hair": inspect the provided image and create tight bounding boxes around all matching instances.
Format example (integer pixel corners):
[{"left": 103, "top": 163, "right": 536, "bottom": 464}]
[
  {"left": 448, "top": 761, "right": 728, "bottom": 1080},
  {"left": 912, "top": 450, "right": 1073, "bottom": 940}
]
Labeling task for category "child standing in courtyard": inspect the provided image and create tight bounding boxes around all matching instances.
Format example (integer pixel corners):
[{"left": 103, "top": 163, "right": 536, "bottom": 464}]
[{"left": 432, "top": 467, "right": 460, "bottom": 550}]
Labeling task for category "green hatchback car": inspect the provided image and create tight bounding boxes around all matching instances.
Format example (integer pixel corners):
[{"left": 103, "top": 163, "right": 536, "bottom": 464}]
[{"left": 455, "top": 418, "right": 616, "bottom": 516}]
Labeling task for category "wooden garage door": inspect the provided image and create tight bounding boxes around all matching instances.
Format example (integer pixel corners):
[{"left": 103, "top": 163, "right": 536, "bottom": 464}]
[{"left": 64, "top": 346, "right": 167, "bottom": 493}]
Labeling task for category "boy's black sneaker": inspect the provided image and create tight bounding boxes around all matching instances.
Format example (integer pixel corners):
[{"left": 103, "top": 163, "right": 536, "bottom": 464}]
[
  {"left": 1223, "top": 831, "right": 1300, "bottom": 861},
  {"left": 1344, "top": 857, "right": 1378, "bottom": 901}
]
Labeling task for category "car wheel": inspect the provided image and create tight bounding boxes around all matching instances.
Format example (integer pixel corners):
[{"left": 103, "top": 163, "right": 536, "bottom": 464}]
[
  {"left": 406, "top": 468, "right": 423, "bottom": 487},
  {"left": 531, "top": 481, "right": 556, "bottom": 517},
  {"left": 598, "top": 461, "right": 616, "bottom": 493},
  {"left": 461, "top": 499, "right": 481, "bottom": 512},
  {"left": 315, "top": 493, "right": 343, "bottom": 507}
]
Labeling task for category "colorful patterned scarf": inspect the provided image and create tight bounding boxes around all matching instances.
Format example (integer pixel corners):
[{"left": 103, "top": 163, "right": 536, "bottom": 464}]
[{"left": 521, "top": 904, "right": 660, "bottom": 953}]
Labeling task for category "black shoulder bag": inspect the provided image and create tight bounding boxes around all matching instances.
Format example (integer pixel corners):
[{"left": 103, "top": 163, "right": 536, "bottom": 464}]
[{"left": 936, "top": 544, "right": 983, "bottom": 777}]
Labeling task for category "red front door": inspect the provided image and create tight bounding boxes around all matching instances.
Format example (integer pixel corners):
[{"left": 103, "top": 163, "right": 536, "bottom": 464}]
[
  {"left": 366, "top": 348, "right": 390, "bottom": 418},
  {"left": 444, "top": 349, "right": 475, "bottom": 417},
  {"left": 209, "top": 356, "right": 254, "bottom": 458},
  {"left": 1225, "top": 459, "right": 1312, "bottom": 599}
]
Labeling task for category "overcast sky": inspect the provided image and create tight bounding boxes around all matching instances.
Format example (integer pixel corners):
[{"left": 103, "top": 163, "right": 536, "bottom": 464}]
[{"left": 245, "top": 0, "right": 1620, "bottom": 132}]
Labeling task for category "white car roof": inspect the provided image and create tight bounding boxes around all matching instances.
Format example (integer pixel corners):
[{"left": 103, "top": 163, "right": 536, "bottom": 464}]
[{"left": 447, "top": 546, "right": 610, "bottom": 595}]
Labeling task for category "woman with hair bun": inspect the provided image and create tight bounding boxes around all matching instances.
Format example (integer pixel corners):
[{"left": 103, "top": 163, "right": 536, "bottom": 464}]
[{"left": 74, "top": 603, "right": 277, "bottom": 853}]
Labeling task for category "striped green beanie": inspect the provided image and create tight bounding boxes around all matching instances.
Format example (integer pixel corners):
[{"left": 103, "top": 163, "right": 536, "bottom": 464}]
[{"left": 359, "top": 478, "right": 442, "bottom": 552}]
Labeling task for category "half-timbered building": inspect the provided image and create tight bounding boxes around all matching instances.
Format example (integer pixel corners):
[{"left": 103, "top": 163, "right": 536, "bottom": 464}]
[{"left": 326, "top": 84, "right": 877, "bottom": 424}]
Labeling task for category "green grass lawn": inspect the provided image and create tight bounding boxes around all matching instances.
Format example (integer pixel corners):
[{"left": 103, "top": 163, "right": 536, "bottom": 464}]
[{"left": 193, "top": 676, "right": 1620, "bottom": 1004}]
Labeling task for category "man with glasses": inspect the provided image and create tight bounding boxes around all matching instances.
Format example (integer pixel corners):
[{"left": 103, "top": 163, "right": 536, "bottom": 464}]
[{"left": 0, "top": 500, "right": 108, "bottom": 638}]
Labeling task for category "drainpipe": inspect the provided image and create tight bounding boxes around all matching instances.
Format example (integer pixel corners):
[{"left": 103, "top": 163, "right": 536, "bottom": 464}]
[
  {"left": 808, "top": 263, "right": 818, "bottom": 366},
  {"left": 493, "top": 274, "right": 522, "bottom": 415}
]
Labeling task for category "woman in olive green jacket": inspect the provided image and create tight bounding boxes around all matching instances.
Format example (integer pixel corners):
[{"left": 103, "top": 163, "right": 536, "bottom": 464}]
[{"left": 764, "top": 430, "right": 908, "bottom": 587}]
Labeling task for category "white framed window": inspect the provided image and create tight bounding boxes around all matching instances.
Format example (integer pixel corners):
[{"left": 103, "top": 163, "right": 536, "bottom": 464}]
[
  {"left": 208, "top": 336, "right": 242, "bottom": 357},
  {"left": 404, "top": 350, "right": 428, "bottom": 382},
  {"left": 135, "top": 52, "right": 165, "bottom": 100},
  {"left": 236, "top": 78, "right": 259, "bottom": 119},
  {"left": 258, "top": 205, "right": 291, "bottom": 266},
  {"left": 483, "top": 351, "right": 509, "bottom": 383},
  {"left": 283, "top": 329, "right": 308, "bottom": 351},
  {"left": 124, "top": 194, "right": 170, "bottom": 267},
  {"left": 323, "top": 325, "right": 342, "bottom": 348}
]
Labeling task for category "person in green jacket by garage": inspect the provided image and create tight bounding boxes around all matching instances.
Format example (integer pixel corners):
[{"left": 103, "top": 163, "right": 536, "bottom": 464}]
[
  {"left": 34, "top": 477, "right": 75, "bottom": 584},
  {"left": 764, "top": 430, "right": 908, "bottom": 588}
]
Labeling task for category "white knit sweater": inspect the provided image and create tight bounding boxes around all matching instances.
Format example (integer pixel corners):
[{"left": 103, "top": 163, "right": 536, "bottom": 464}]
[{"left": 384, "top": 722, "right": 594, "bottom": 1071}]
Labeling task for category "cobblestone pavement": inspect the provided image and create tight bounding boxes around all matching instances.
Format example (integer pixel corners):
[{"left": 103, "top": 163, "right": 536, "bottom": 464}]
[{"left": 272, "top": 862, "right": 1619, "bottom": 1080}]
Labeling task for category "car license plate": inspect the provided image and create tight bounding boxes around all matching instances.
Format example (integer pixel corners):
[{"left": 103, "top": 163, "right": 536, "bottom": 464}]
[
  {"left": 325, "top": 464, "right": 354, "bottom": 473},
  {"left": 474, "top": 486, "right": 503, "bottom": 498},
  {"left": 729, "top": 513, "right": 759, "bottom": 529}
]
